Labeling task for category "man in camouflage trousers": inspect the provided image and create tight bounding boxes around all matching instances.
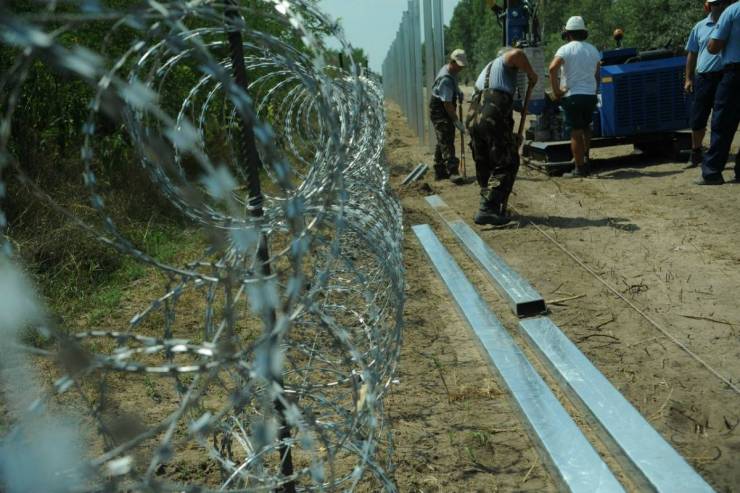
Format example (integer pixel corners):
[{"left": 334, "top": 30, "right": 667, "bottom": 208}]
[
  {"left": 429, "top": 49, "right": 468, "bottom": 184},
  {"left": 468, "top": 47, "right": 538, "bottom": 225}
]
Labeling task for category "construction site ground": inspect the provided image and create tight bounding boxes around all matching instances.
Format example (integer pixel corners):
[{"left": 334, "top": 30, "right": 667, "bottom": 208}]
[{"left": 384, "top": 100, "right": 740, "bottom": 492}]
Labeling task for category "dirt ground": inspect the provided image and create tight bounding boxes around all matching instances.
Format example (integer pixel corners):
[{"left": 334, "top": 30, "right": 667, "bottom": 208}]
[{"left": 384, "top": 100, "right": 740, "bottom": 492}]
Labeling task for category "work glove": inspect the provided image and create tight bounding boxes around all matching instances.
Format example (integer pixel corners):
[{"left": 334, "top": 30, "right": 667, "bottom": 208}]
[{"left": 454, "top": 120, "right": 466, "bottom": 135}]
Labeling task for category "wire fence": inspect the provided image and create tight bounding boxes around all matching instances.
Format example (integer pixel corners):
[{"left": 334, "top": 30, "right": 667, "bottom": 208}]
[
  {"left": 382, "top": 0, "right": 446, "bottom": 147},
  {"left": 0, "top": 1, "right": 403, "bottom": 491}
]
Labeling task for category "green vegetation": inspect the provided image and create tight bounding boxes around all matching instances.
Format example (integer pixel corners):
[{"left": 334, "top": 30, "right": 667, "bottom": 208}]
[
  {"left": 445, "top": 0, "right": 706, "bottom": 76},
  {"left": 3, "top": 0, "right": 361, "bottom": 332}
]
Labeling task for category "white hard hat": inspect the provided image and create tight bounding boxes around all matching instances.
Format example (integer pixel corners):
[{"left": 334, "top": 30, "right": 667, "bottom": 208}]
[
  {"left": 450, "top": 48, "right": 467, "bottom": 67},
  {"left": 565, "top": 16, "right": 587, "bottom": 31}
]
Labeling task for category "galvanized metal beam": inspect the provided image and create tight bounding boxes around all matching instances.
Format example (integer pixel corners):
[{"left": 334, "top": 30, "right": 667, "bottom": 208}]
[
  {"left": 423, "top": 0, "right": 436, "bottom": 149},
  {"left": 424, "top": 195, "right": 546, "bottom": 317},
  {"left": 401, "top": 163, "right": 429, "bottom": 185},
  {"left": 519, "top": 317, "right": 716, "bottom": 493},
  {"left": 412, "top": 224, "right": 625, "bottom": 493}
]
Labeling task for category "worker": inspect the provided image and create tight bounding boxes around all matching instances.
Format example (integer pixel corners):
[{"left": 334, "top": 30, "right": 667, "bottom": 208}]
[
  {"left": 548, "top": 16, "right": 601, "bottom": 178},
  {"left": 467, "top": 47, "right": 538, "bottom": 225},
  {"left": 697, "top": 0, "right": 740, "bottom": 184},
  {"left": 685, "top": 0, "right": 727, "bottom": 169},
  {"left": 429, "top": 48, "right": 467, "bottom": 184}
]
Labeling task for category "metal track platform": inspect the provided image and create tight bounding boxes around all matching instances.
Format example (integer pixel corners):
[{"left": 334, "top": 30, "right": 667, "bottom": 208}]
[{"left": 522, "top": 131, "right": 691, "bottom": 176}]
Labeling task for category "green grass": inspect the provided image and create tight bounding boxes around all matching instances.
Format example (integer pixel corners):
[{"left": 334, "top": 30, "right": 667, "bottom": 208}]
[{"left": 36, "top": 221, "right": 203, "bottom": 336}]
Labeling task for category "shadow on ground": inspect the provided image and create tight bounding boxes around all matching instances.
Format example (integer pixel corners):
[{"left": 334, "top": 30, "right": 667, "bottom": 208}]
[{"left": 480, "top": 214, "right": 640, "bottom": 232}]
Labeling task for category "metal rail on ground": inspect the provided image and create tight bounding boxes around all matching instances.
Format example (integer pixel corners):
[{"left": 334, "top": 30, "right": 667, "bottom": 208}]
[
  {"left": 425, "top": 195, "right": 546, "bottom": 317},
  {"left": 401, "top": 163, "right": 429, "bottom": 185},
  {"left": 520, "top": 317, "right": 715, "bottom": 493},
  {"left": 412, "top": 224, "right": 624, "bottom": 493}
]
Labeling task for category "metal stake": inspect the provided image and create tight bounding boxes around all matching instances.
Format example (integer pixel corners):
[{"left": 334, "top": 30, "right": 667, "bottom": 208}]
[{"left": 225, "top": 2, "right": 295, "bottom": 492}]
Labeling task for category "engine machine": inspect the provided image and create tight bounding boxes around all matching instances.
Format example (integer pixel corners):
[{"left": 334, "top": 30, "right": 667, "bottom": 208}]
[{"left": 487, "top": 1, "right": 692, "bottom": 175}]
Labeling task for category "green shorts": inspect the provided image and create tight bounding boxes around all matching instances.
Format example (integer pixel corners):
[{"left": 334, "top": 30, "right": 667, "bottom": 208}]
[{"left": 561, "top": 95, "right": 598, "bottom": 131}]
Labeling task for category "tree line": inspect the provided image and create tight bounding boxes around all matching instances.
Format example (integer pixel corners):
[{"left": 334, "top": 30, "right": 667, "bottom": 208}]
[{"left": 444, "top": 0, "right": 707, "bottom": 77}]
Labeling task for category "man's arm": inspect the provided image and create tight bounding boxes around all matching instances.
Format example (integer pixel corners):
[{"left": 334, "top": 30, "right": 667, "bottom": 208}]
[
  {"left": 709, "top": 10, "right": 732, "bottom": 54},
  {"left": 685, "top": 51, "right": 698, "bottom": 92},
  {"left": 548, "top": 56, "right": 565, "bottom": 99},
  {"left": 708, "top": 38, "right": 726, "bottom": 54},
  {"left": 443, "top": 101, "right": 458, "bottom": 121},
  {"left": 507, "top": 49, "right": 539, "bottom": 87}
]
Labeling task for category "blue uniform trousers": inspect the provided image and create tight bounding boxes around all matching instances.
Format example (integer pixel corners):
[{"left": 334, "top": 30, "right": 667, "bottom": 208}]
[{"left": 701, "top": 66, "right": 740, "bottom": 180}]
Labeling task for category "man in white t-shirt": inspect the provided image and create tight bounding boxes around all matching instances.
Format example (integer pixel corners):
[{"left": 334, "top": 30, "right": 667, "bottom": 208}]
[{"left": 548, "top": 16, "right": 601, "bottom": 177}]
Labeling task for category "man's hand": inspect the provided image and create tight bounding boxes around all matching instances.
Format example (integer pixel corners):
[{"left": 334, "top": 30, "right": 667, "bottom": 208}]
[
  {"left": 684, "top": 79, "right": 694, "bottom": 94},
  {"left": 552, "top": 87, "right": 566, "bottom": 100},
  {"left": 454, "top": 120, "right": 466, "bottom": 134}
]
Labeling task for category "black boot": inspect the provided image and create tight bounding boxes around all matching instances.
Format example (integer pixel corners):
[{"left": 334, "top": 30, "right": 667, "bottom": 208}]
[
  {"left": 447, "top": 157, "right": 464, "bottom": 185},
  {"left": 434, "top": 165, "right": 450, "bottom": 181},
  {"left": 473, "top": 188, "right": 510, "bottom": 226}
]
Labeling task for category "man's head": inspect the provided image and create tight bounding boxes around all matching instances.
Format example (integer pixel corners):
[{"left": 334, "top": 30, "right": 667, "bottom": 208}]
[
  {"left": 564, "top": 16, "right": 588, "bottom": 41},
  {"left": 449, "top": 49, "right": 467, "bottom": 73},
  {"left": 707, "top": 0, "right": 728, "bottom": 19}
]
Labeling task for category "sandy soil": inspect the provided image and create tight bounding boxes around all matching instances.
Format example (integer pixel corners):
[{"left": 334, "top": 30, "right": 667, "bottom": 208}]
[{"left": 384, "top": 100, "right": 740, "bottom": 492}]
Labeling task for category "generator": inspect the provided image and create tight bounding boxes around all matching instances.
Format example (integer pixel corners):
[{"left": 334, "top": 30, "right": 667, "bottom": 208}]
[
  {"left": 524, "top": 49, "right": 692, "bottom": 173},
  {"left": 600, "top": 56, "right": 688, "bottom": 137},
  {"left": 488, "top": 1, "right": 692, "bottom": 175}
]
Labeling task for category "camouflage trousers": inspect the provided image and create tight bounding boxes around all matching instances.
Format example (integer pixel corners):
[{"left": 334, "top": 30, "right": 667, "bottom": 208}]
[
  {"left": 468, "top": 90, "right": 519, "bottom": 208},
  {"left": 429, "top": 98, "right": 458, "bottom": 175}
]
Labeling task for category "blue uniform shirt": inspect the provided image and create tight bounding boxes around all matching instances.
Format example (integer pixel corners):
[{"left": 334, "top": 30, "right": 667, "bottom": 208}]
[
  {"left": 686, "top": 15, "right": 723, "bottom": 73},
  {"left": 712, "top": 3, "right": 740, "bottom": 65}
]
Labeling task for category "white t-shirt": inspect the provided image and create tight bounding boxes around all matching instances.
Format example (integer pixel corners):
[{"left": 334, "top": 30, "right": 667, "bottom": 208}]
[{"left": 554, "top": 41, "right": 601, "bottom": 96}]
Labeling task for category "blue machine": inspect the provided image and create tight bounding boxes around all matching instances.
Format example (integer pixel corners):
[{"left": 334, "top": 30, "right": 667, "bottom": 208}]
[
  {"left": 599, "top": 56, "right": 689, "bottom": 137},
  {"left": 505, "top": 2, "right": 529, "bottom": 46},
  {"left": 490, "top": 1, "right": 692, "bottom": 173}
]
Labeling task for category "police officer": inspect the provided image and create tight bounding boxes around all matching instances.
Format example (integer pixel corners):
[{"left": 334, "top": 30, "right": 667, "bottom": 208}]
[
  {"left": 467, "top": 47, "right": 538, "bottom": 225},
  {"left": 429, "top": 49, "right": 467, "bottom": 184},
  {"left": 685, "top": 0, "right": 727, "bottom": 168},
  {"left": 698, "top": 0, "right": 740, "bottom": 184}
]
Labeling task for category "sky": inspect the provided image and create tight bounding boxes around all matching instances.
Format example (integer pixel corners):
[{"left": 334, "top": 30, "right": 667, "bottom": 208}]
[{"left": 317, "top": 0, "right": 461, "bottom": 73}]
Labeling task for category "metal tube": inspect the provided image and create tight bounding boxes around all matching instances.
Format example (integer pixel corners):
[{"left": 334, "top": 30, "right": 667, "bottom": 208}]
[
  {"left": 412, "top": 0, "right": 424, "bottom": 143},
  {"left": 423, "top": 0, "right": 435, "bottom": 148},
  {"left": 433, "top": 0, "right": 445, "bottom": 72},
  {"left": 224, "top": 4, "right": 295, "bottom": 492},
  {"left": 405, "top": 6, "right": 417, "bottom": 137}
]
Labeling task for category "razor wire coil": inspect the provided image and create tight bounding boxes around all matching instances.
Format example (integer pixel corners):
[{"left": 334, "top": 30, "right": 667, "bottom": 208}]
[{"left": 0, "top": 1, "right": 403, "bottom": 492}]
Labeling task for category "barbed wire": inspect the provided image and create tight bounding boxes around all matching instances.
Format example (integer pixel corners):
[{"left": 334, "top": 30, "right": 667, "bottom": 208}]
[{"left": 0, "top": 1, "right": 403, "bottom": 492}]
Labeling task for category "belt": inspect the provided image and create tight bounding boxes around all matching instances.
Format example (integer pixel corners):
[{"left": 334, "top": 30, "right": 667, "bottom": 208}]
[
  {"left": 483, "top": 88, "right": 514, "bottom": 97},
  {"left": 697, "top": 71, "right": 723, "bottom": 78}
]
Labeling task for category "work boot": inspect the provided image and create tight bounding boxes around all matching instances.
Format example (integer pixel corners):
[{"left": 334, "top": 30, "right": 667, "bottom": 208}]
[
  {"left": 473, "top": 188, "right": 510, "bottom": 226},
  {"left": 694, "top": 174, "right": 725, "bottom": 186},
  {"left": 563, "top": 165, "right": 590, "bottom": 178},
  {"left": 685, "top": 147, "right": 703, "bottom": 169},
  {"left": 434, "top": 165, "right": 450, "bottom": 181},
  {"left": 447, "top": 158, "right": 464, "bottom": 185},
  {"left": 449, "top": 171, "right": 465, "bottom": 185}
]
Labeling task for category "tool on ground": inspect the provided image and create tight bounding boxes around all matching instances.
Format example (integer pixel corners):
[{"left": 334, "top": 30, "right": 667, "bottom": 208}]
[
  {"left": 517, "top": 82, "right": 534, "bottom": 145},
  {"left": 502, "top": 82, "right": 534, "bottom": 217},
  {"left": 458, "top": 102, "right": 467, "bottom": 178}
]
